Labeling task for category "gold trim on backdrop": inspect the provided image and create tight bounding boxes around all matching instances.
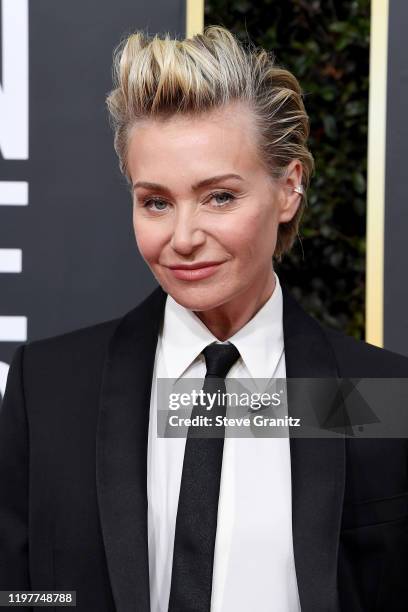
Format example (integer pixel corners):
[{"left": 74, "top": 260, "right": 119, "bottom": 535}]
[
  {"left": 186, "top": 0, "right": 204, "bottom": 37},
  {"left": 366, "top": 0, "right": 389, "bottom": 347}
]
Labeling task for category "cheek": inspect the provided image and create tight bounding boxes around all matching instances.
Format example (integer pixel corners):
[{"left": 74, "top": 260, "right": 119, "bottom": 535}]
[
  {"left": 254, "top": 206, "right": 280, "bottom": 253},
  {"left": 226, "top": 210, "right": 276, "bottom": 259},
  {"left": 132, "top": 216, "right": 164, "bottom": 263}
]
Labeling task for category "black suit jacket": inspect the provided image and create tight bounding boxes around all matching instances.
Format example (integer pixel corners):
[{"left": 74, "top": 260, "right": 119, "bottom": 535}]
[{"left": 1, "top": 284, "right": 408, "bottom": 612}]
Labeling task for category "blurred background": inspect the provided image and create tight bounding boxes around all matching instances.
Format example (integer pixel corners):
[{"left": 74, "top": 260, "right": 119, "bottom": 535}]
[
  {"left": 208, "top": 1, "right": 370, "bottom": 338},
  {"left": 0, "top": 0, "right": 407, "bottom": 403}
]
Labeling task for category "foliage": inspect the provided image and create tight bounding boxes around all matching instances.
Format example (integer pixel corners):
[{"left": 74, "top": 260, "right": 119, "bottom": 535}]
[{"left": 205, "top": 0, "right": 370, "bottom": 339}]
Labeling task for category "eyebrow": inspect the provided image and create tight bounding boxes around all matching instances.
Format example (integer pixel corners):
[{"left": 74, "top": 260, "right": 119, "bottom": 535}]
[{"left": 133, "top": 173, "right": 244, "bottom": 193}]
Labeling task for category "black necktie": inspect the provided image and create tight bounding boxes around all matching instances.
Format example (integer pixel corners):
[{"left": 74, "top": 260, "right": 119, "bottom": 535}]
[{"left": 168, "top": 341, "right": 240, "bottom": 612}]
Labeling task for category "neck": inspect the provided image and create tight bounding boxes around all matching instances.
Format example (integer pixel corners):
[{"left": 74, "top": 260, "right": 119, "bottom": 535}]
[{"left": 194, "top": 267, "right": 276, "bottom": 341}]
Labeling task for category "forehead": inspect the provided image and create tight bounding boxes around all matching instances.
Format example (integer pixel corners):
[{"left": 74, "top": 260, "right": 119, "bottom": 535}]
[{"left": 126, "top": 101, "right": 265, "bottom": 183}]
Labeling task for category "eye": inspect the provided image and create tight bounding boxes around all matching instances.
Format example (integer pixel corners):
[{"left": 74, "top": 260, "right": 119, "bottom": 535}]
[
  {"left": 143, "top": 198, "right": 169, "bottom": 212},
  {"left": 209, "top": 191, "right": 236, "bottom": 207}
]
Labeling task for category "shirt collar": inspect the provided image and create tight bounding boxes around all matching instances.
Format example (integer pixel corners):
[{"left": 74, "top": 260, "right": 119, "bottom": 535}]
[{"left": 160, "top": 271, "right": 284, "bottom": 380}]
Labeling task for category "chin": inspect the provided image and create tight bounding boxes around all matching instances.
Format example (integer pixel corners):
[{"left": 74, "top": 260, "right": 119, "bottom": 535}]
[{"left": 164, "top": 284, "right": 233, "bottom": 312}]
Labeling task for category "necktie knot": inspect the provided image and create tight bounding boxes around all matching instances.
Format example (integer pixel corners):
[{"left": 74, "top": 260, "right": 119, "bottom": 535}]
[{"left": 202, "top": 341, "right": 240, "bottom": 378}]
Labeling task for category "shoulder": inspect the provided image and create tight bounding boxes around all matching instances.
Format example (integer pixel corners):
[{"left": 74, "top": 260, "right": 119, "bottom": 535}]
[
  {"left": 26, "top": 316, "right": 120, "bottom": 355},
  {"left": 4, "top": 316, "right": 126, "bottom": 410},
  {"left": 321, "top": 324, "right": 408, "bottom": 377},
  {"left": 13, "top": 286, "right": 166, "bottom": 380},
  {"left": 281, "top": 282, "right": 408, "bottom": 377},
  {"left": 19, "top": 316, "right": 121, "bottom": 380}
]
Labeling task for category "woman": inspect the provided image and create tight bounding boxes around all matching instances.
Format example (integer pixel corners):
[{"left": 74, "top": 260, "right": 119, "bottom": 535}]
[{"left": 1, "top": 25, "right": 408, "bottom": 612}]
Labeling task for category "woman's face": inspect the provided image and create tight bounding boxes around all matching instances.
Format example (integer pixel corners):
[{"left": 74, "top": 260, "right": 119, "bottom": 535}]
[{"left": 128, "top": 101, "right": 301, "bottom": 312}]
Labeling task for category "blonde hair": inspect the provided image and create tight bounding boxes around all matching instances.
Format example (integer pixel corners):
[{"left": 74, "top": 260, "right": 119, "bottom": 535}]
[{"left": 106, "top": 25, "right": 314, "bottom": 260}]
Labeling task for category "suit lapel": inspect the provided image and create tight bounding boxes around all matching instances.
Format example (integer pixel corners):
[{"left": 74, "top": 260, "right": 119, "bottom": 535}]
[
  {"left": 96, "top": 285, "right": 167, "bottom": 612},
  {"left": 282, "top": 284, "right": 345, "bottom": 612},
  {"left": 97, "top": 283, "right": 345, "bottom": 612}
]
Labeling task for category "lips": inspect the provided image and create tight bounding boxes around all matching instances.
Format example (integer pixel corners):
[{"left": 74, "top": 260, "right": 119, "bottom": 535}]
[
  {"left": 166, "top": 261, "right": 224, "bottom": 281},
  {"left": 167, "top": 261, "right": 223, "bottom": 270}
]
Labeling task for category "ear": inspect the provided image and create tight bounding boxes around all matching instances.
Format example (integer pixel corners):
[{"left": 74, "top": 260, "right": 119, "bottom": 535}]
[{"left": 277, "top": 160, "right": 304, "bottom": 223}]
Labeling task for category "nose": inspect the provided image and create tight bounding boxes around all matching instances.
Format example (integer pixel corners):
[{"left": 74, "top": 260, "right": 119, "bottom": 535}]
[{"left": 170, "top": 208, "right": 206, "bottom": 255}]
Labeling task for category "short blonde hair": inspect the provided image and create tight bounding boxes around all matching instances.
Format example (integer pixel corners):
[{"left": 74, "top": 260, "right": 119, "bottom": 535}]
[{"left": 106, "top": 25, "right": 314, "bottom": 260}]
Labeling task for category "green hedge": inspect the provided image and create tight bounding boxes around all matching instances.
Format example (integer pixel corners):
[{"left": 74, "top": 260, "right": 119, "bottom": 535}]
[{"left": 205, "top": 0, "right": 370, "bottom": 339}]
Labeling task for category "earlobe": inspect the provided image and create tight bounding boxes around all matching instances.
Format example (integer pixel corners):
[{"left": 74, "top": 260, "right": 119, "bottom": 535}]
[
  {"left": 278, "top": 188, "right": 302, "bottom": 223},
  {"left": 278, "top": 159, "right": 303, "bottom": 222},
  {"left": 278, "top": 200, "right": 300, "bottom": 223}
]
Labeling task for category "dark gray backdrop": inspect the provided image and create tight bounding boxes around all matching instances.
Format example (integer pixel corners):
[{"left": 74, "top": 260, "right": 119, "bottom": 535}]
[
  {"left": 384, "top": 0, "right": 408, "bottom": 355},
  {"left": 0, "top": 0, "right": 185, "bottom": 401}
]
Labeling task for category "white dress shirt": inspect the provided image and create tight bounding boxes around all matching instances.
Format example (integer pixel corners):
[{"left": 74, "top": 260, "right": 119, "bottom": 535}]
[{"left": 147, "top": 272, "right": 301, "bottom": 612}]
